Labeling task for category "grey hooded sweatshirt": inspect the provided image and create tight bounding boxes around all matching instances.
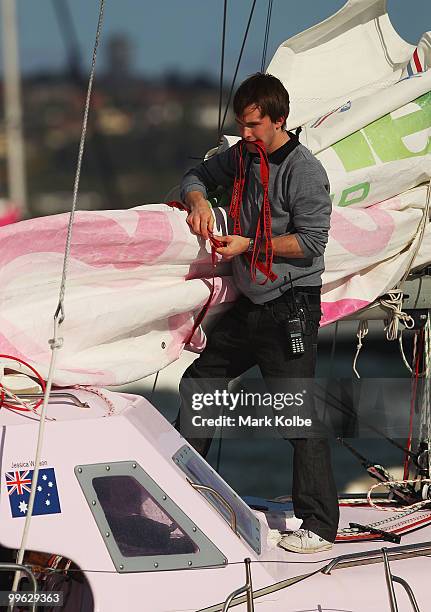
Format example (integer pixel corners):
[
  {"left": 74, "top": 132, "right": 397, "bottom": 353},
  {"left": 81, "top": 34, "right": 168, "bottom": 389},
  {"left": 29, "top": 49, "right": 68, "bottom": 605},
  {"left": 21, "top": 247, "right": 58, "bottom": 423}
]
[{"left": 180, "top": 132, "right": 331, "bottom": 304}]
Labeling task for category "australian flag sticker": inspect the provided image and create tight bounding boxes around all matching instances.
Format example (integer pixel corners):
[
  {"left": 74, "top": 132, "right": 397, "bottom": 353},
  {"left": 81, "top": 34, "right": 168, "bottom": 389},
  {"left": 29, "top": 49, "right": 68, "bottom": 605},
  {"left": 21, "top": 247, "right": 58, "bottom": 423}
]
[{"left": 6, "top": 468, "right": 61, "bottom": 518}]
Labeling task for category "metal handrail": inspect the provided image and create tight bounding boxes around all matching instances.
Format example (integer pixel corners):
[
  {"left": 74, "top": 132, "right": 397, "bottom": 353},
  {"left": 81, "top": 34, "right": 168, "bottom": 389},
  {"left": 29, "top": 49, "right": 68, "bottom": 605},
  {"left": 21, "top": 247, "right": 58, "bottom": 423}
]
[
  {"left": 322, "top": 540, "right": 431, "bottom": 574},
  {"left": 187, "top": 479, "right": 237, "bottom": 534},
  {"left": 392, "top": 577, "right": 421, "bottom": 612},
  {"left": 0, "top": 562, "right": 37, "bottom": 612},
  {"left": 382, "top": 548, "right": 400, "bottom": 612},
  {"left": 12, "top": 393, "right": 90, "bottom": 409},
  {"left": 382, "top": 547, "right": 421, "bottom": 612},
  {"left": 222, "top": 558, "right": 254, "bottom": 612}
]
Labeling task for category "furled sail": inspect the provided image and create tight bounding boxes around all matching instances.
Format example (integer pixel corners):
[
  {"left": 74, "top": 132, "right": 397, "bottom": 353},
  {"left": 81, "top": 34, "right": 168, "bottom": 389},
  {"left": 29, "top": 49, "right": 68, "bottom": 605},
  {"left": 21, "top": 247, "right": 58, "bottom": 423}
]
[
  {"left": 266, "top": 0, "right": 431, "bottom": 323},
  {"left": 0, "top": 205, "right": 236, "bottom": 385}
]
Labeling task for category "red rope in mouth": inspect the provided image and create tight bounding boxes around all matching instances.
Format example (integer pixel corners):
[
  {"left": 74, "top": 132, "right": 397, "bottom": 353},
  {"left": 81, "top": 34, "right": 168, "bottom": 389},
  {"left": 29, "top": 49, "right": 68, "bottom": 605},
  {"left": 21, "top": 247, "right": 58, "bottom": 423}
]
[{"left": 229, "top": 139, "right": 277, "bottom": 284}]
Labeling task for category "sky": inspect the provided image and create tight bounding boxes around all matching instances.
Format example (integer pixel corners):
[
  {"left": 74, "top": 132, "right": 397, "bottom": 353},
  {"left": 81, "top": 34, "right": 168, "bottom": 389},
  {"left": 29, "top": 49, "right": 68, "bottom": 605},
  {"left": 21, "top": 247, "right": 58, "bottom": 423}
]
[{"left": 1, "top": 0, "right": 431, "bottom": 82}]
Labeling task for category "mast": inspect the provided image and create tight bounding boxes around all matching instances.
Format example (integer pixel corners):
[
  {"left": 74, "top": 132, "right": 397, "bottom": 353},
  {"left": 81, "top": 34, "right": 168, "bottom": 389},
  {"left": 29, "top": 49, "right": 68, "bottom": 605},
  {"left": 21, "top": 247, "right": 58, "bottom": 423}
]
[{"left": 1, "top": 0, "right": 27, "bottom": 215}]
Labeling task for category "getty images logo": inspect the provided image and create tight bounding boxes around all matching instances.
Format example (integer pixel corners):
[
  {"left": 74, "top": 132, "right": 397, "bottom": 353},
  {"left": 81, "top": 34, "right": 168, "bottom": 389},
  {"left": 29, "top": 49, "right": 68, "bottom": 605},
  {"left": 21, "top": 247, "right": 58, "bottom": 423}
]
[{"left": 191, "top": 389, "right": 306, "bottom": 411}]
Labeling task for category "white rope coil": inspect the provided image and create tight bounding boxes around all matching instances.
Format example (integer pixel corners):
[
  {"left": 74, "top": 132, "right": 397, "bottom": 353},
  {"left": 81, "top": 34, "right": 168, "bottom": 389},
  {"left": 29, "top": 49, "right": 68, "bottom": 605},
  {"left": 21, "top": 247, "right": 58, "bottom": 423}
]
[
  {"left": 381, "top": 290, "right": 415, "bottom": 341},
  {"left": 352, "top": 320, "right": 368, "bottom": 378},
  {"left": 367, "top": 478, "right": 431, "bottom": 512}
]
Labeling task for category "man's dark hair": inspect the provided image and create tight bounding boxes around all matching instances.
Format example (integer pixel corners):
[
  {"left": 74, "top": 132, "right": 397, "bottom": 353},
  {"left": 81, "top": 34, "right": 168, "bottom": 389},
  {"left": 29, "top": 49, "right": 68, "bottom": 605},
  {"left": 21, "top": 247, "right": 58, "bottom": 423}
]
[{"left": 233, "top": 73, "right": 290, "bottom": 127}]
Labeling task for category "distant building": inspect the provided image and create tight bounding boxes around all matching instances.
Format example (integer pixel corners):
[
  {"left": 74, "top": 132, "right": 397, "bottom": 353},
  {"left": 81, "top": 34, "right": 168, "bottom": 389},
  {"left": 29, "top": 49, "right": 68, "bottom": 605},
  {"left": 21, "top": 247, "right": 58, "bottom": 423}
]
[{"left": 105, "top": 34, "right": 134, "bottom": 84}]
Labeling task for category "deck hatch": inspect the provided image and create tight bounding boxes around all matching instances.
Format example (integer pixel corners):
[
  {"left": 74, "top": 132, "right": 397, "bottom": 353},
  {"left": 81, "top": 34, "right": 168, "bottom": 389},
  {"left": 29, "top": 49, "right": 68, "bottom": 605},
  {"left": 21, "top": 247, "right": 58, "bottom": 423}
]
[{"left": 75, "top": 461, "right": 226, "bottom": 572}]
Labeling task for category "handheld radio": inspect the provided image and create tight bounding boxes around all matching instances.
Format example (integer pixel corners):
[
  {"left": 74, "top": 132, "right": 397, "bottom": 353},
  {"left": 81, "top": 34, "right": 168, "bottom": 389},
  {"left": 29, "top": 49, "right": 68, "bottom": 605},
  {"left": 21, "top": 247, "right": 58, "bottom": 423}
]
[{"left": 286, "top": 274, "right": 305, "bottom": 356}]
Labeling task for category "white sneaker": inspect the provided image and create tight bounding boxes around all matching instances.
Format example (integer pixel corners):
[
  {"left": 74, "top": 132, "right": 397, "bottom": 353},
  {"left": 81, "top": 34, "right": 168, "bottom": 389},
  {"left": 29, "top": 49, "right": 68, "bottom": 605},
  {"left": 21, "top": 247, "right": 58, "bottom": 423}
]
[{"left": 278, "top": 529, "right": 333, "bottom": 553}]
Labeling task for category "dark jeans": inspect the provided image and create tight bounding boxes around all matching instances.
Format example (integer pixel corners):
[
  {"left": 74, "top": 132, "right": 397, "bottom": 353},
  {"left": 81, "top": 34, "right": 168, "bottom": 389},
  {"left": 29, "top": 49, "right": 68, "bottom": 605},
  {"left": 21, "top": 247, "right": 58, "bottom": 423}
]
[{"left": 175, "top": 287, "right": 339, "bottom": 542}]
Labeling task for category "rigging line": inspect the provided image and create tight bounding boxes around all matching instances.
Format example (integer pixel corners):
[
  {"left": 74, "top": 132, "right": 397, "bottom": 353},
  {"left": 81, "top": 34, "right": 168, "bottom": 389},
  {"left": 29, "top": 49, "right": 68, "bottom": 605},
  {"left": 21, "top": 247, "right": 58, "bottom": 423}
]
[
  {"left": 404, "top": 328, "right": 424, "bottom": 479},
  {"left": 217, "top": 0, "right": 228, "bottom": 141},
  {"left": 324, "top": 320, "right": 339, "bottom": 423},
  {"left": 215, "top": 435, "right": 224, "bottom": 473},
  {"left": 337, "top": 436, "right": 380, "bottom": 465},
  {"left": 337, "top": 438, "right": 419, "bottom": 503},
  {"left": 416, "top": 314, "right": 431, "bottom": 478},
  {"left": 335, "top": 438, "right": 414, "bottom": 499},
  {"left": 56, "top": 1, "right": 105, "bottom": 317},
  {"left": 150, "top": 370, "right": 160, "bottom": 401},
  {"left": 11, "top": 0, "right": 106, "bottom": 596},
  {"left": 215, "top": 404, "right": 225, "bottom": 474},
  {"left": 426, "top": 313, "right": 431, "bottom": 478},
  {"left": 12, "top": 322, "right": 60, "bottom": 592},
  {"left": 32, "top": 557, "right": 338, "bottom": 573},
  {"left": 328, "top": 321, "right": 339, "bottom": 378},
  {"left": 219, "top": 0, "right": 257, "bottom": 138},
  {"left": 260, "top": 0, "right": 273, "bottom": 72},
  {"left": 313, "top": 385, "right": 417, "bottom": 458}
]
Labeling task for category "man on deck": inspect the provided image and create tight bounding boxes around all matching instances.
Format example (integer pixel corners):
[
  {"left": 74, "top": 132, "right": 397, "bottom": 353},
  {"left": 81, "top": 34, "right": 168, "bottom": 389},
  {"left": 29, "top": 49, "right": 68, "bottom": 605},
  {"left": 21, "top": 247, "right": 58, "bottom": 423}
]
[{"left": 175, "top": 73, "right": 339, "bottom": 553}]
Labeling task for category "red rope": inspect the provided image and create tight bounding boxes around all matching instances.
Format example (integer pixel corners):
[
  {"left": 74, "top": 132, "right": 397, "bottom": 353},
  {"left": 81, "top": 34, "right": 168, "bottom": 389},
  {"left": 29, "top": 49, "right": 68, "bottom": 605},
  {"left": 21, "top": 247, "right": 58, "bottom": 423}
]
[
  {"left": 229, "top": 144, "right": 245, "bottom": 236},
  {"left": 0, "top": 354, "right": 46, "bottom": 412},
  {"left": 167, "top": 201, "right": 220, "bottom": 345},
  {"left": 403, "top": 329, "right": 424, "bottom": 479},
  {"left": 229, "top": 140, "right": 277, "bottom": 284}
]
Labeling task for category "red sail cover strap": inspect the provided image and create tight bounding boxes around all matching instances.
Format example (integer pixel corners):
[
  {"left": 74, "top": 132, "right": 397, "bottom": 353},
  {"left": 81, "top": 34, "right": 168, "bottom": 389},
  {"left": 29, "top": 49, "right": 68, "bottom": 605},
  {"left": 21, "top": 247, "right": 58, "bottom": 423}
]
[
  {"left": 228, "top": 140, "right": 277, "bottom": 284},
  {"left": 167, "top": 200, "right": 220, "bottom": 345}
]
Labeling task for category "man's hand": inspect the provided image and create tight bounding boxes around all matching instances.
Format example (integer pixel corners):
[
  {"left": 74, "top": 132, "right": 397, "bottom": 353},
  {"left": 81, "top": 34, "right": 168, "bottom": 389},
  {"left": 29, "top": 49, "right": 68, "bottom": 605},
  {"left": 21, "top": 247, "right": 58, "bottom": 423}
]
[
  {"left": 185, "top": 192, "right": 214, "bottom": 240},
  {"left": 214, "top": 235, "right": 250, "bottom": 260}
]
